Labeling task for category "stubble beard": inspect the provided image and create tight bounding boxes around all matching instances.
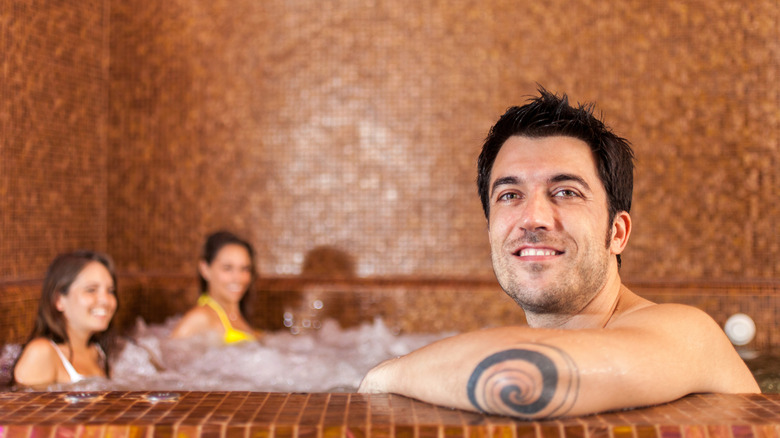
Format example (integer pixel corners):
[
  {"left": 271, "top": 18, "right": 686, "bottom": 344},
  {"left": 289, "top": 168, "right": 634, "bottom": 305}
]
[{"left": 492, "top": 232, "right": 610, "bottom": 318}]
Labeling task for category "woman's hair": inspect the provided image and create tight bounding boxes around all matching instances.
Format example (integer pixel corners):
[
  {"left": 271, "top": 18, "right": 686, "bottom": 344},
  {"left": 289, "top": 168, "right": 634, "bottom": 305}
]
[
  {"left": 13, "top": 250, "right": 119, "bottom": 382},
  {"left": 199, "top": 230, "right": 257, "bottom": 318}
]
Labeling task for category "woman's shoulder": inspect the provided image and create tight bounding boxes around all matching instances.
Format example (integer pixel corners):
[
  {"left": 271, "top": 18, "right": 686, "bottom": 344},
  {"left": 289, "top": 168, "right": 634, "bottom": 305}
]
[
  {"left": 183, "top": 303, "right": 221, "bottom": 322},
  {"left": 14, "top": 337, "right": 60, "bottom": 386},
  {"left": 20, "top": 337, "right": 58, "bottom": 358},
  {"left": 170, "top": 303, "right": 221, "bottom": 338}
]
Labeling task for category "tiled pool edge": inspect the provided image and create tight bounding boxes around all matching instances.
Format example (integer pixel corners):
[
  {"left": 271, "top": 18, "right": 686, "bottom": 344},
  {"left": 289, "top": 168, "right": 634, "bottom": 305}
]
[{"left": 1, "top": 392, "right": 779, "bottom": 438}]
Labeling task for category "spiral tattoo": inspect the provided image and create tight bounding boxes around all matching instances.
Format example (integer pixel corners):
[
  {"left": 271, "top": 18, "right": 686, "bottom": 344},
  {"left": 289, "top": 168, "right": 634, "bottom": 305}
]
[{"left": 466, "top": 345, "right": 579, "bottom": 418}]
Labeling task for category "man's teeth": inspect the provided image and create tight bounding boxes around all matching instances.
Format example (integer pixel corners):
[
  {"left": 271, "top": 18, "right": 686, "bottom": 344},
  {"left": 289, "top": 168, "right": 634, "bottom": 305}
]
[
  {"left": 519, "top": 248, "right": 558, "bottom": 257},
  {"left": 91, "top": 309, "right": 108, "bottom": 316}
]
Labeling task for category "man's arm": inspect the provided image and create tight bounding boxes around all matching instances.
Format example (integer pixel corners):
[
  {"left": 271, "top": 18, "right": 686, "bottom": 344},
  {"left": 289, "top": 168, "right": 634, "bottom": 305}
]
[{"left": 358, "top": 304, "right": 759, "bottom": 419}]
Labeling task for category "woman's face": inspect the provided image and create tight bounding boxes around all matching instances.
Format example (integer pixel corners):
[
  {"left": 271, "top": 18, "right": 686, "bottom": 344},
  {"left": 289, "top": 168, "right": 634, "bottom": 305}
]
[
  {"left": 200, "top": 244, "right": 253, "bottom": 305},
  {"left": 55, "top": 261, "right": 117, "bottom": 336}
]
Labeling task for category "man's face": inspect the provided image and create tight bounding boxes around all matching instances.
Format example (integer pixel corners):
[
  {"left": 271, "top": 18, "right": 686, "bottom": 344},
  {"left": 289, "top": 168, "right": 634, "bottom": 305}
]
[{"left": 487, "top": 135, "right": 616, "bottom": 317}]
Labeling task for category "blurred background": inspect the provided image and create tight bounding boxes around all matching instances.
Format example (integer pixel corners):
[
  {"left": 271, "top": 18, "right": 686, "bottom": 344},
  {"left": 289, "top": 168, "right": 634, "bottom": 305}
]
[{"left": 1, "top": 1, "right": 778, "bottom": 342}]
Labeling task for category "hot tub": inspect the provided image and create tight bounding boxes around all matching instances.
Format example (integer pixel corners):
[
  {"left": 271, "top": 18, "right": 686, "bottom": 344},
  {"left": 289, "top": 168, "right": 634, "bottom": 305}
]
[{"left": 1, "top": 277, "right": 779, "bottom": 435}]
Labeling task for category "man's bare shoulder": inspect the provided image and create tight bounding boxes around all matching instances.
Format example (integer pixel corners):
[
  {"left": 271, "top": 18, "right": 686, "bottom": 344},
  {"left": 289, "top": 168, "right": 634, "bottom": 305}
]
[
  {"left": 598, "top": 299, "right": 758, "bottom": 394},
  {"left": 614, "top": 301, "right": 720, "bottom": 330},
  {"left": 610, "top": 286, "right": 719, "bottom": 332}
]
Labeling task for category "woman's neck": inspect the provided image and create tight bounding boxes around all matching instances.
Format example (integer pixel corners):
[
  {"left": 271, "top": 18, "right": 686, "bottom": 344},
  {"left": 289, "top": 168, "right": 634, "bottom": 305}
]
[
  {"left": 210, "top": 294, "right": 242, "bottom": 321},
  {"left": 64, "top": 328, "right": 93, "bottom": 351}
]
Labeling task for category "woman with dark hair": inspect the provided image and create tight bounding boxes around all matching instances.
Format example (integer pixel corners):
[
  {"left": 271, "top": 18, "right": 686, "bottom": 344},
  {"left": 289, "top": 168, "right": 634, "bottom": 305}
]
[
  {"left": 13, "top": 250, "right": 118, "bottom": 388},
  {"left": 170, "top": 231, "right": 260, "bottom": 344}
]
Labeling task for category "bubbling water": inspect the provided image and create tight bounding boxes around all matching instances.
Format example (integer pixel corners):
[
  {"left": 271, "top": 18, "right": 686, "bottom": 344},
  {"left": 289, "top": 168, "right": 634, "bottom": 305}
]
[{"left": 1, "top": 317, "right": 453, "bottom": 392}]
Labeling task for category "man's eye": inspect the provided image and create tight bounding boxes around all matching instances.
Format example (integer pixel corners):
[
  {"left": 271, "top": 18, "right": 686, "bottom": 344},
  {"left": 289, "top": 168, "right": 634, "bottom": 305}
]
[
  {"left": 553, "top": 189, "right": 580, "bottom": 198},
  {"left": 498, "top": 193, "right": 519, "bottom": 201}
]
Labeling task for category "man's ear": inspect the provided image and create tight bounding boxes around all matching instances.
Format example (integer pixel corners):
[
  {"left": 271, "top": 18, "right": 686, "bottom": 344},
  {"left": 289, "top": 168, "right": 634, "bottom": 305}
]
[{"left": 610, "top": 211, "right": 632, "bottom": 255}]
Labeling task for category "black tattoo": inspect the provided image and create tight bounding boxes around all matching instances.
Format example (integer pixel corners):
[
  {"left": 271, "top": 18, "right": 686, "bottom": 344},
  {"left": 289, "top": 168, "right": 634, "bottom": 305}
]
[{"left": 466, "top": 345, "right": 579, "bottom": 418}]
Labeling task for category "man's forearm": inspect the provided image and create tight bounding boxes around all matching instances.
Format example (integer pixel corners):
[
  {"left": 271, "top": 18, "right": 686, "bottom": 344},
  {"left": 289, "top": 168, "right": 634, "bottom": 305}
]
[
  {"left": 466, "top": 345, "right": 579, "bottom": 418},
  {"left": 359, "top": 330, "right": 583, "bottom": 419}
]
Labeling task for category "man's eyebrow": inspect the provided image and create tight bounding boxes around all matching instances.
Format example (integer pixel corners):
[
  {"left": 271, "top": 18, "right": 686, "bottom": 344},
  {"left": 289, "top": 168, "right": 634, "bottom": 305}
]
[
  {"left": 490, "top": 176, "right": 522, "bottom": 197},
  {"left": 549, "top": 174, "right": 592, "bottom": 192}
]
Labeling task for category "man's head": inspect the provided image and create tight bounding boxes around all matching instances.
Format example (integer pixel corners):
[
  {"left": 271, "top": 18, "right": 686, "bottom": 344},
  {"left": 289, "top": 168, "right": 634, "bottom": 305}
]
[
  {"left": 477, "top": 89, "right": 635, "bottom": 321},
  {"left": 477, "top": 88, "right": 634, "bottom": 267}
]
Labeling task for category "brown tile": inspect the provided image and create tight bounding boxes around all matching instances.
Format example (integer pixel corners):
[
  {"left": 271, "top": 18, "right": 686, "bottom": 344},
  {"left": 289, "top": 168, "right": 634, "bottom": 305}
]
[
  {"left": 658, "top": 426, "right": 682, "bottom": 438},
  {"left": 369, "top": 425, "right": 392, "bottom": 438},
  {"left": 226, "top": 425, "right": 249, "bottom": 438},
  {"left": 418, "top": 425, "right": 440, "bottom": 438},
  {"left": 274, "top": 425, "right": 296, "bottom": 438},
  {"left": 248, "top": 425, "right": 272, "bottom": 438},
  {"left": 516, "top": 424, "right": 539, "bottom": 438},
  {"left": 443, "top": 426, "right": 466, "bottom": 438},
  {"left": 492, "top": 424, "right": 520, "bottom": 438},
  {"left": 707, "top": 425, "right": 733, "bottom": 438},
  {"left": 294, "top": 425, "right": 316, "bottom": 438},
  {"left": 395, "top": 425, "right": 415, "bottom": 438},
  {"left": 733, "top": 426, "right": 758, "bottom": 438}
]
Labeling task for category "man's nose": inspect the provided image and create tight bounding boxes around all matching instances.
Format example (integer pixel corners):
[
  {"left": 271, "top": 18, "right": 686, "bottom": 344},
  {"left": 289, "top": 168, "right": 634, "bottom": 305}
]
[{"left": 519, "top": 192, "right": 555, "bottom": 231}]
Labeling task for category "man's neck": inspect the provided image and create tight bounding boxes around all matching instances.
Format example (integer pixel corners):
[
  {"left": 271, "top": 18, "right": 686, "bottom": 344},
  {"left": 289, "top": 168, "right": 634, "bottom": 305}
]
[{"left": 524, "top": 270, "right": 627, "bottom": 330}]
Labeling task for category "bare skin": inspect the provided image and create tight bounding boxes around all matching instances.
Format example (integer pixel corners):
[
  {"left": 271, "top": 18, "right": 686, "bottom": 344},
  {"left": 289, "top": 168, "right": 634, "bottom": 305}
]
[
  {"left": 14, "top": 339, "right": 106, "bottom": 388},
  {"left": 170, "top": 244, "right": 257, "bottom": 342},
  {"left": 358, "top": 136, "right": 759, "bottom": 419},
  {"left": 14, "top": 262, "right": 116, "bottom": 387},
  {"left": 169, "top": 304, "right": 257, "bottom": 342}
]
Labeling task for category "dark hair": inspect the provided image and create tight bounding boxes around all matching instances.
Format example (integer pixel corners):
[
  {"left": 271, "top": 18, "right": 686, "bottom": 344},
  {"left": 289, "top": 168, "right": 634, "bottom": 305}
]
[
  {"left": 200, "top": 230, "right": 257, "bottom": 318},
  {"left": 14, "top": 250, "right": 118, "bottom": 382},
  {"left": 477, "top": 87, "right": 635, "bottom": 266}
]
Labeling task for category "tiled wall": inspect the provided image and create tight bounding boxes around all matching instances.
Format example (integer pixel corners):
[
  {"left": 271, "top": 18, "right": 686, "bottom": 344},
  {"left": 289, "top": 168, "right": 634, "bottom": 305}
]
[
  {"left": 1, "top": 2, "right": 778, "bottom": 343},
  {"left": 104, "top": 0, "right": 780, "bottom": 281},
  {"left": 1, "top": 1, "right": 109, "bottom": 280}
]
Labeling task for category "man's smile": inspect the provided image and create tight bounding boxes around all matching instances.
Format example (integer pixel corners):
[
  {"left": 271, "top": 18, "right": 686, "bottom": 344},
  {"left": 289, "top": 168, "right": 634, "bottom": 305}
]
[{"left": 515, "top": 247, "right": 562, "bottom": 257}]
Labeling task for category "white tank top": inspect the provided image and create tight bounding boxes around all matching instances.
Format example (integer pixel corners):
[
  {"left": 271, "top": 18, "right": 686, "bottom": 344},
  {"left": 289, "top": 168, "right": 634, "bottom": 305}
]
[{"left": 50, "top": 341, "right": 86, "bottom": 383}]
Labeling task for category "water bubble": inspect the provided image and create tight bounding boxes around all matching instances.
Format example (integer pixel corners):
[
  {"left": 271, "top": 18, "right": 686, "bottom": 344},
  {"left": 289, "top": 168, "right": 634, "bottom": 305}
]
[{"left": 64, "top": 316, "right": 455, "bottom": 393}]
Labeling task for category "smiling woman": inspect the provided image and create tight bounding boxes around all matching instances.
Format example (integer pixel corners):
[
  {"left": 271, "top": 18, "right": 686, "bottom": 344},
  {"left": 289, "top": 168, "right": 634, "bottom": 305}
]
[
  {"left": 12, "top": 251, "right": 118, "bottom": 388},
  {"left": 169, "top": 231, "right": 261, "bottom": 344}
]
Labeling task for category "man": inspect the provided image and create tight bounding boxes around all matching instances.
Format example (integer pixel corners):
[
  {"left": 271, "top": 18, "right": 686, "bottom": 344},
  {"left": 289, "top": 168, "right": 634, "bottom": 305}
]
[{"left": 358, "top": 88, "right": 759, "bottom": 419}]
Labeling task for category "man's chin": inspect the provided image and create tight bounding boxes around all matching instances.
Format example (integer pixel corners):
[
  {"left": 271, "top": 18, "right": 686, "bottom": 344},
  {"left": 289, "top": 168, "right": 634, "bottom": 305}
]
[{"left": 503, "top": 286, "right": 566, "bottom": 311}]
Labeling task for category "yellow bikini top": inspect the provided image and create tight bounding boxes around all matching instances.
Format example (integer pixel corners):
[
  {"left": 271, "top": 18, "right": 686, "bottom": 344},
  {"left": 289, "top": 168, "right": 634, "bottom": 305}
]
[{"left": 197, "top": 294, "right": 259, "bottom": 344}]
